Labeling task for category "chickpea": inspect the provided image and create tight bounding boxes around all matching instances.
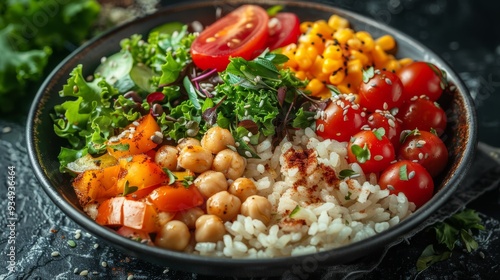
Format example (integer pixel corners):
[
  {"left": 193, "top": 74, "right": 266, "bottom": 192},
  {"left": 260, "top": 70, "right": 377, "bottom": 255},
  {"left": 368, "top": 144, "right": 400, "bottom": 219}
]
[
  {"left": 228, "top": 178, "right": 258, "bottom": 202},
  {"left": 194, "top": 171, "right": 228, "bottom": 199},
  {"left": 201, "top": 126, "right": 236, "bottom": 154},
  {"left": 195, "top": 214, "right": 226, "bottom": 243},
  {"left": 157, "top": 211, "right": 176, "bottom": 227},
  {"left": 212, "top": 149, "right": 247, "bottom": 180},
  {"left": 154, "top": 220, "right": 190, "bottom": 251},
  {"left": 178, "top": 145, "right": 213, "bottom": 173},
  {"left": 174, "top": 207, "right": 205, "bottom": 229},
  {"left": 155, "top": 145, "right": 179, "bottom": 171},
  {"left": 240, "top": 195, "right": 273, "bottom": 225},
  {"left": 177, "top": 137, "right": 201, "bottom": 151},
  {"left": 206, "top": 191, "right": 241, "bottom": 221}
]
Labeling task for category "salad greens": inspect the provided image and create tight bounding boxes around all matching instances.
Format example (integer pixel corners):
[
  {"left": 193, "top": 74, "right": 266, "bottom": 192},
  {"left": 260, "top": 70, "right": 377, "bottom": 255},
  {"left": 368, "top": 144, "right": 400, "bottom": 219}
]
[
  {"left": 0, "top": 0, "right": 101, "bottom": 113},
  {"left": 53, "top": 24, "right": 320, "bottom": 171}
]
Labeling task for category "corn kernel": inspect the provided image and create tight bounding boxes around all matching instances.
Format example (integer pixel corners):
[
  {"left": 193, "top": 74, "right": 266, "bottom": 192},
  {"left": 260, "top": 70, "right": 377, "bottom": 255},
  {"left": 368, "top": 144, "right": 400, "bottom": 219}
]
[
  {"left": 356, "top": 31, "right": 375, "bottom": 53},
  {"left": 300, "top": 21, "right": 314, "bottom": 34},
  {"left": 333, "top": 28, "right": 354, "bottom": 45},
  {"left": 371, "top": 45, "right": 388, "bottom": 68},
  {"left": 382, "top": 59, "right": 400, "bottom": 72},
  {"left": 305, "top": 78, "right": 325, "bottom": 96},
  {"left": 310, "top": 20, "right": 333, "bottom": 40},
  {"left": 323, "top": 45, "right": 343, "bottom": 60},
  {"left": 350, "top": 50, "right": 370, "bottom": 67},
  {"left": 347, "top": 37, "right": 362, "bottom": 50},
  {"left": 329, "top": 68, "right": 345, "bottom": 85},
  {"left": 328, "top": 15, "right": 349, "bottom": 29},
  {"left": 322, "top": 58, "right": 343, "bottom": 74},
  {"left": 398, "top": 57, "right": 413, "bottom": 67},
  {"left": 294, "top": 70, "right": 307, "bottom": 80},
  {"left": 376, "top": 35, "right": 396, "bottom": 51}
]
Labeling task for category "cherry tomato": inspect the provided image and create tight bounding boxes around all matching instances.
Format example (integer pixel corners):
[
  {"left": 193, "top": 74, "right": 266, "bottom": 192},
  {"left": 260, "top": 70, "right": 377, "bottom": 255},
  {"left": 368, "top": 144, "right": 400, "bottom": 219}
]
[
  {"left": 316, "top": 96, "right": 367, "bottom": 142},
  {"left": 367, "top": 111, "right": 403, "bottom": 150},
  {"left": 397, "top": 61, "right": 446, "bottom": 102},
  {"left": 191, "top": 5, "right": 269, "bottom": 71},
  {"left": 347, "top": 129, "right": 395, "bottom": 174},
  {"left": 398, "top": 130, "right": 448, "bottom": 177},
  {"left": 358, "top": 69, "right": 404, "bottom": 113},
  {"left": 147, "top": 182, "right": 204, "bottom": 212},
  {"left": 267, "top": 13, "right": 301, "bottom": 50},
  {"left": 379, "top": 160, "right": 434, "bottom": 208},
  {"left": 398, "top": 97, "right": 447, "bottom": 136}
]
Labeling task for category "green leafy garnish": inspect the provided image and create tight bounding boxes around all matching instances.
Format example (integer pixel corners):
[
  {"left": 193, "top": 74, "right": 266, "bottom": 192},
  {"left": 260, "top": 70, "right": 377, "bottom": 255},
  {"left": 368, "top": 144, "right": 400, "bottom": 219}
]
[
  {"left": 351, "top": 144, "right": 371, "bottom": 163},
  {"left": 163, "top": 168, "right": 178, "bottom": 185},
  {"left": 416, "top": 209, "right": 484, "bottom": 272},
  {"left": 182, "top": 175, "right": 195, "bottom": 188},
  {"left": 362, "top": 67, "right": 375, "bottom": 83},
  {"left": 373, "top": 127, "right": 386, "bottom": 140},
  {"left": 289, "top": 205, "right": 301, "bottom": 218},
  {"left": 123, "top": 181, "right": 139, "bottom": 196},
  {"left": 339, "top": 169, "right": 357, "bottom": 179},
  {"left": 266, "top": 5, "right": 283, "bottom": 16},
  {"left": 109, "top": 143, "right": 130, "bottom": 152},
  {"left": 399, "top": 164, "right": 409, "bottom": 181},
  {"left": 345, "top": 191, "right": 352, "bottom": 201}
]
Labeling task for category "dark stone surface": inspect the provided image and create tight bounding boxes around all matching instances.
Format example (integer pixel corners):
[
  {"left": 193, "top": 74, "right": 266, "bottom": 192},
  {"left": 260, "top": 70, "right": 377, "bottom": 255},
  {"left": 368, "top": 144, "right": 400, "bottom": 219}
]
[{"left": 1, "top": 0, "right": 499, "bottom": 279}]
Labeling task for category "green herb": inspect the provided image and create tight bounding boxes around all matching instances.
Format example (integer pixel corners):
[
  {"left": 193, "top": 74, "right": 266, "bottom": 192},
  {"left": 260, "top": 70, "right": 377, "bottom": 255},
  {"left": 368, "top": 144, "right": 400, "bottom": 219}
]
[
  {"left": 182, "top": 176, "right": 195, "bottom": 188},
  {"left": 399, "top": 164, "right": 408, "bottom": 181},
  {"left": 266, "top": 5, "right": 283, "bottom": 16},
  {"left": 339, "top": 169, "right": 357, "bottom": 179},
  {"left": 416, "top": 209, "right": 484, "bottom": 272},
  {"left": 289, "top": 205, "right": 301, "bottom": 218},
  {"left": 373, "top": 127, "right": 385, "bottom": 140},
  {"left": 123, "top": 181, "right": 139, "bottom": 196},
  {"left": 345, "top": 191, "right": 352, "bottom": 201},
  {"left": 163, "top": 168, "right": 178, "bottom": 185},
  {"left": 351, "top": 144, "right": 371, "bottom": 163},
  {"left": 183, "top": 76, "right": 202, "bottom": 110},
  {"left": 109, "top": 143, "right": 130, "bottom": 152},
  {"left": 362, "top": 67, "right": 375, "bottom": 83}
]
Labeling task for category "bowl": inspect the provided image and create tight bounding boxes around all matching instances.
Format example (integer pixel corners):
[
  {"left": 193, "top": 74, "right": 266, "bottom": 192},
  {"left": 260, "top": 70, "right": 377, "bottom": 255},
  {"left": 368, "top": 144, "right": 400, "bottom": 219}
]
[{"left": 26, "top": 0, "right": 477, "bottom": 277}]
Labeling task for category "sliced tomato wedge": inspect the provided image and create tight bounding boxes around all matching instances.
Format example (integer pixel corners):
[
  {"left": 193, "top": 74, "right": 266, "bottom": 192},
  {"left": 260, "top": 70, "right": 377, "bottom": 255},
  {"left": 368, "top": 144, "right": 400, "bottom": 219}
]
[
  {"left": 191, "top": 5, "right": 269, "bottom": 71},
  {"left": 267, "top": 13, "right": 301, "bottom": 50}
]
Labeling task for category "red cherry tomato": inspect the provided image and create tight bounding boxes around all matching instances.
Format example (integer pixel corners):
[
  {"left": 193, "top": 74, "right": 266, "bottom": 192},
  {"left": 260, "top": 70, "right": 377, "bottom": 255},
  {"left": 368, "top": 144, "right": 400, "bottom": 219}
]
[
  {"left": 398, "top": 97, "right": 447, "bottom": 136},
  {"left": 379, "top": 160, "right": 434, "bottom": 208},
  {"left": 367, "top": 111, "right": 403, "bottom": 150},
  {"left": 347, "top": 129, "right": 396, "bottom": 174},
  {"left": 397, "top": 61, "right": 446, "bottom": 102},
  {"left": 191, "top": 5, "right": 269, "bottom": 71},
  {"left": 316, "top": 96, "right": 367, "bottom": 142},
  {"left": 398, "top": 130, "right": 448, "bottom": 177},
  {"left": 267, "top": 13, "right": 301, "bottom": 50},
  {"left": 358, "top": 69, "right": 404, "bottom": 113}
]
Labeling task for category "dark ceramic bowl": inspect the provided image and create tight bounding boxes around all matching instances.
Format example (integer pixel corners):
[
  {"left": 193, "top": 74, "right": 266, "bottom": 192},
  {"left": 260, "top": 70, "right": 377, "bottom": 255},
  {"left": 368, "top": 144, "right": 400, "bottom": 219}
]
[{"left": 27, "top": 0, "right": 476, "bottom": 277}]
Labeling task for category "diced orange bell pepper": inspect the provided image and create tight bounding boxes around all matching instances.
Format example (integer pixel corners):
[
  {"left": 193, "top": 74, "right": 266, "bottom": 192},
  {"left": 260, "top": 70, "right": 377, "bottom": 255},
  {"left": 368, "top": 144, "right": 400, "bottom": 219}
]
[
  {"left": 147, "top": 182, "right": 204, "bottom": 212},
  {"left": 96, "top": 197, "right": 159, "bottom": 233},
  {"left": 107, "top": 114, "right": 161, "bottom": 159},
  {"left": 116, "top": 154, "right": 167, "bottom": 193},
  {"left": 72, "top": 164, "right": 122, "bottom": 206}
]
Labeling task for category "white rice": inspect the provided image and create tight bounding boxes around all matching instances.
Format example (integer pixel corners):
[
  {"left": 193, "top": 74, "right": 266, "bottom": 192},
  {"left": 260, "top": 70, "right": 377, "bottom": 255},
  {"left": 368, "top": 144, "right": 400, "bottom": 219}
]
[{"left": 194, "top": 127, "right": 416, "bottom": 258}]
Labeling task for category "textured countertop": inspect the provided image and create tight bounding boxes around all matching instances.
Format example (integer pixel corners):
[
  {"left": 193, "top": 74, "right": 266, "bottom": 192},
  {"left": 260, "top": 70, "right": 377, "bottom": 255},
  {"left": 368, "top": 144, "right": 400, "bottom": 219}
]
[{"left": 1, "top": 0, "right": 500, "bottom": 279}]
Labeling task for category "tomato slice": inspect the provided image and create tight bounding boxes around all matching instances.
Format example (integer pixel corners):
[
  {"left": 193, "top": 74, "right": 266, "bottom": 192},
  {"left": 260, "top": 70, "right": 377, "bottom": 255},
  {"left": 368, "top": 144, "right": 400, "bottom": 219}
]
[
  {"left": 191, "top": 5, "right": 269, "bottom": 71},
  {"left": 267, "top": 13, "right": 301, "bottom": 50}
]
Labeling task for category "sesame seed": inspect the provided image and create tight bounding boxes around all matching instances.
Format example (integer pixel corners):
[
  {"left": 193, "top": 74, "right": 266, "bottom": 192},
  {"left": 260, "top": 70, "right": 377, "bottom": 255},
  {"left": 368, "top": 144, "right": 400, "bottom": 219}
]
[
  {"left": 101, "top": 261, "right": 108, "bottom": 267},
  {"left": 154, "top": 131, "right": 163, "bottom": 138},
  {"left": 388, "top": 119, "right": 396, "bottom": 128},
  {"left": 410, "top": 96, "right": 418, "bottom": 101},
  {"left": 2, "top": 126, "right": 11, "bottom": 134},
  {"left": 385, "top": 78, "right": 392, "bottom": 85},
  {"left": 373, "top": 155, "right": 383, "bottom": 161},
  {"left": 343, "top": 115, "right": 348, "bottom": 122},
  {"left": 408, "top": 171, "right": 416, "bottom": 179},
  {"left": 206, "top": 37, "right": 216, "bottom": 43},
  {"left": 79, "top": 270, "right": 88, "bottom": 276},
  {"left": 244, "top": 110, "right": 248, "bottom": 116},
  {"left": 235, "top": 142, "right": 240, "bottom": 147},
  {"left": 387, "top": 185, "right": 395, "bottom": 191},
  {"left": 368, "top": 115, "right": 374, "bottom": 121},
  {"left": 100, "top": 57, "right": 107, "bottom": 63},
  {"left": 74, "top": 268, "right": 79, "bottom": 274},
  {"left": 93, "top": 243, "right": 99, "bottom": 249},
  {"left": 317, "top": 124, "right": 325, "bottom": 132},
  {"left": 244, "top": 104, "right": 251, "bottom": 108},
  {"left": 390, "top": 160, "right": 397, "bottom": 164},
  {"left": 132, "top": 121, "right": 140, "bottom": 126},
  {"left": 390, "top": 108, "right": 399, "bottom": 115},
  {"left": 51, "top": 251, "right": 60, "bottom": 257},
  {"left": 383, "top": 102, "right": 388, "bottom": 110},
  {"left": 418, "top": 153, "right": 424, "bottom": 160},
  {"left": 424, "top": 153, "right": 429, "bottom": 159},
  {"left": 360, "top": 112, "right": 366, "bottom": 117},
  {"left": 244, "top": 151, "right": 252, "bottom": 158},
  {"left": 259, "top": 100, "right": 264, "bottom": 108}
]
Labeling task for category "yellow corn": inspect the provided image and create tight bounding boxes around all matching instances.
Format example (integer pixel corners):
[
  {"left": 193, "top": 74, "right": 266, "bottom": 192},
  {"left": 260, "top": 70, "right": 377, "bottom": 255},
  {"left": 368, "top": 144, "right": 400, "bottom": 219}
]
[
  {"left": 280, "top": 14, "right": 409, "bottom": 98},
  {"left": 328, "top": 14, "right": 349, "bottom": 29},
  {"left": 305, "top": 78, "right": 325, "bottom": 96},
  {"left": 376, "top": 35, "right": 396, "bottom": 51},
  {"left": 355, "top": 31, "right": 375, "bottom": 53}
]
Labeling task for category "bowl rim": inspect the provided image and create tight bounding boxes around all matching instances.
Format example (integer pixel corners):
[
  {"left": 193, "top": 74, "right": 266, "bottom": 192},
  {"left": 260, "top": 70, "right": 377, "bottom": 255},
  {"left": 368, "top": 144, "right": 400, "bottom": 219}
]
[{"left": 26, "top": 0, "right": 477, "bottom": 276}]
